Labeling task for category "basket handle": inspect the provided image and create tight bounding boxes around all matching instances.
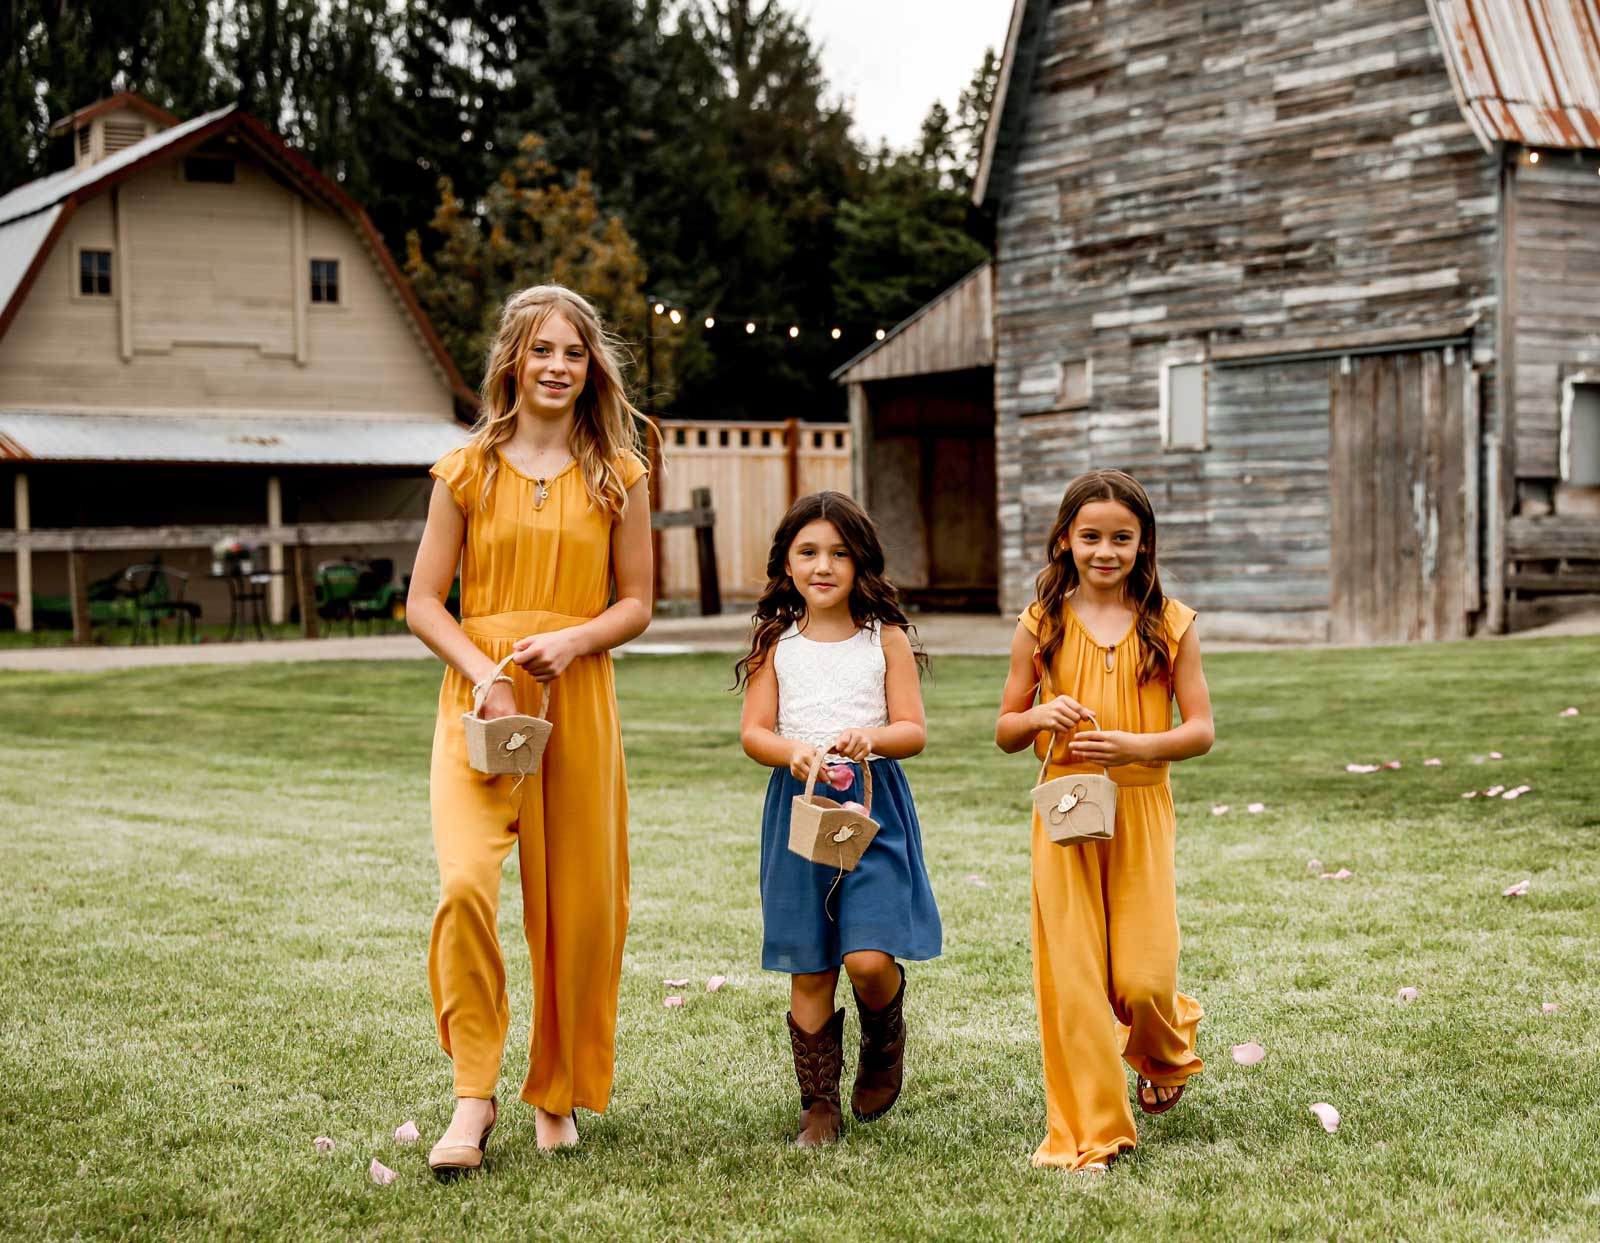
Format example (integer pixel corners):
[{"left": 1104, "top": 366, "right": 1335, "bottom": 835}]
[
  {"left": 1035, "top": 665, "right": 1106, "bottom": 782},
  {"left": 469, "top": 653, "right": 549, "bottom": 721},
  {"left": 800, "top": 746, "right": 874, "bottom": 817}
]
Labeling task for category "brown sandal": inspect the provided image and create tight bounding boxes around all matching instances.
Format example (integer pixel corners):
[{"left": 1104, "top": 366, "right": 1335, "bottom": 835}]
[
  {"left": 428, "top": 1094, "right": 498, "bottom": 1176},
  {"left": 1136, "top": 1077, "right": 1185, "bottom": 1115}
]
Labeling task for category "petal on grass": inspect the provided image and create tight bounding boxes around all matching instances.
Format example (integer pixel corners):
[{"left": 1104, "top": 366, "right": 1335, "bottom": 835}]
[
  {"left": 1560, "top": 707, "right": 1579, "bottom": 717},
  {"left": 1345, "top": 763, "right": 1380, "bottom": 774},
  {"left": 1306, "top": 858, "right": 1322, "bottom": 873},
  {"left": 964, "top": 873, "right": 989, "bottom": 887},
  {"left": 1397, "top": 987, "right": 1419, "bottom": 1003},
  {"left": 1423, "top": 758, "right": 1442, "bottom": 766},
  {"left": 1211, "top": 804, "right": 1229, "bottom": 815},
  {"left": 1489, "top": 751, "right": 1503, "bottom": 760},
  {"left": 313, "top": 1136, "right": 334, "bottom": 1153},
  {"left": 1461, "top": 791, "right": 1478, "bottom": 799},
  {"left": 706, "top": 975, "right": 727, "bottom": 993},
  {"left": 1309, "top": 1103, "right": 1341, "bottom": 1133},
  {"left": 1230, "top": 1042, "right": 1266, "bottom": 1066},
  {"left": 1502, "top": 879, "right": 1531, "bottom": 897},
  {"left": 1542, "top": 1002, "right": 1561, "bottom": 1014},
  {"left": 1247, "top": 803, "right": 1265, "bottom": 813},
  {"left": 1383, "top": 760, "right": 1402, "bottom": 770},
  {"left": 369, "top": 1158, "right": 398, "bottom": 1186},
  {"left": 663, "top": 978, "right": 690, "bottom": 988},
  {"left": 663, "top": 995, "right": 685, "bottom": 1009},
  {"left": 393, "top": 1121, "right": 420, "bottom": 1145},
  {"left": 1484, "top": 785, "right": 1505, "bottom": 797}
]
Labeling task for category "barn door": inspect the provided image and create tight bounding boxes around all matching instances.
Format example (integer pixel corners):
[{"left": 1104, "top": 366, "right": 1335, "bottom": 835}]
[{"left": 1328, "top": 349, "right": 1472, "bottom": 644}]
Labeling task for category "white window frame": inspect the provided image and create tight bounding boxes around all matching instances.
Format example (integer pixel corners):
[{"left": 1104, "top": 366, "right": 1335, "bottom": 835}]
[
  {"left": 1160, "top": 355, "right": 1208, "bottom": 451},
  {"left": 309, "top": 257, "right": 343, "bottom": 308},
  {"left": 70, "top": 244, "right": 115, "bottom": 301},
  {"left": 1561, "top": 371, "right": 1600, "bottom": 485},
  {"left": 1059, "top": 357, "right": 1093, "bottom": 410}
]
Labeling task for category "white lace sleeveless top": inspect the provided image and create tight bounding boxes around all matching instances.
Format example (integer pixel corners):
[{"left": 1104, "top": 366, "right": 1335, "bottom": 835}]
[{"left": 773, "top": 620, "right": 888, "bottom": 760}]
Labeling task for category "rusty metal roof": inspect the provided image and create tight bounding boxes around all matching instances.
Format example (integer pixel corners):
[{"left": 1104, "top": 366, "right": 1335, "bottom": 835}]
[
  {"left": 0, "top": 411, "right": 469, "bottom": 467},
  {"left": 1429, "top": 0, "right": 1600, "bottom": 149}
]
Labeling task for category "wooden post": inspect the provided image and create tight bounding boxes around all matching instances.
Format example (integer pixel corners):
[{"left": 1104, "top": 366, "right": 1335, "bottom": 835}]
[
  {"left": 266, "top": 474, "right": 285, "bottom": 624},
  {"left": 784, "top": 418, "right": 801, "bottom": 505},
  {"left": 68, "top": 548, "right": 91, "bottom": 645},
  {"left": 691, "top": 486, "right": 721, "bottom": 617},
  {"left": 294, "top": 543, "right": 320, "bottom": 639},
  {"left": 13, "top": 472, "right": 32, "bottom": 633},
  {"left": 847, "top": 383, "right": 870, "bottom": 502}
]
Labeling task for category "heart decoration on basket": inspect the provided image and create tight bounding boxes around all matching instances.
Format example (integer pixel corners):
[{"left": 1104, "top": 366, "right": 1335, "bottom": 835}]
[
  {"left": 462, "top": 653, "right": 553, "bottom": 783},
  {"left": 1029, "top": 697, "right": 1116, "bottom": 847},
  {"left": 788, "top": 749, "right": 880, "bottom": 873}
]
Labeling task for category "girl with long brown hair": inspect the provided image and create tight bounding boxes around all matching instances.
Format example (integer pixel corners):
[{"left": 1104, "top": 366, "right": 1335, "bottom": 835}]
[
  {"left": 406, "top": 284, "right": 653, "bottom": 1173},
  {"left": 994, "top": 468, "right": 1215, "bottom": 1173},
  {"left": 736, "top": 491, "right": 940, "bottom": 1148}
]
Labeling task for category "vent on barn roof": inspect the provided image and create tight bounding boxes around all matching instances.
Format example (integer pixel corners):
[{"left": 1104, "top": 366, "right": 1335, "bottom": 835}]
[{"left": 102, "top": 120, "right": 148, "bottom": 154}]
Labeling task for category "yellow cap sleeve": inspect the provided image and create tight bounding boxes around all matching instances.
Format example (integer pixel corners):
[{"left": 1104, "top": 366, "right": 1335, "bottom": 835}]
[
  {"left": 1018, "top": 600, "right": 1043, "bottom": 637},
  {"left": 429, "top": 445, "right": 477, "bottom": 512},
  {"left": 619, "top": 451, "right": 648, "bottom": 491},
  {"left": 1165, "top": 598, "right": 1197, "bottom": 648}
]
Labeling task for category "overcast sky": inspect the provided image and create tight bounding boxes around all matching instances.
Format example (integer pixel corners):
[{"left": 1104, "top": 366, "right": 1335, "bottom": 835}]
[{"left": 793, "top": 0, "right": 1015, "bottom": 152}]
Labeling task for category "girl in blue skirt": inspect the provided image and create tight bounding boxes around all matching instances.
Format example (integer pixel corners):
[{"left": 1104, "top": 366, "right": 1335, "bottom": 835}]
[{"left": 736, "top": 491, "right": 942, "bottom": 1148}]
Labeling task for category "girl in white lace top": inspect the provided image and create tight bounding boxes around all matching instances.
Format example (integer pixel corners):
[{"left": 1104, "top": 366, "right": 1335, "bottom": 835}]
[{"left": 735, "top": 490, "right": 942, "bottom": 1149}]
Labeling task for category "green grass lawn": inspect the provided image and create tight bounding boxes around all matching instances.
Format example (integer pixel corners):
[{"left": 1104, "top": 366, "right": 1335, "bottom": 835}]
[{"left": 1, "top": 637, "right": 1596, "bottom": 1241}]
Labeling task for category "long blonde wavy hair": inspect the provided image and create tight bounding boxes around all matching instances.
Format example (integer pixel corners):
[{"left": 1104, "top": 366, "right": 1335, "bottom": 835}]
[{"left": 468, "top": 284, "right": 649, "bottom": 517}]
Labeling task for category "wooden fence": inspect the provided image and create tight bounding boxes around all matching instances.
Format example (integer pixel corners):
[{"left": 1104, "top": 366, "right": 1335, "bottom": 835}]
[{"left": 651, "top": 419, "right": 852, "bottom": 602}]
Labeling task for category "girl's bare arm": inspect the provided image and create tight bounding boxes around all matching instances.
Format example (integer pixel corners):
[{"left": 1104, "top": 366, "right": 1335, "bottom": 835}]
[
  {"left": 1068, "top": 623, "right": 1215, "bottom": 766},
  {"left": 740, "top": 655, "right": 822, "bottom": 778},
  {"left": 407, "top": 480, "right": 498, "bottom": 687},
  {"left": 995, "top": 621, "right": 1094, "bottom": 753},
  {"left": 833, "top": 625, "right": 924, "bottom": 761}
]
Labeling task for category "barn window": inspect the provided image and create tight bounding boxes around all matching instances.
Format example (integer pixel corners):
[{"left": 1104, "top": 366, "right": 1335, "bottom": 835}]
[
  {"left": 184, "top": 155, "right": 235, "bottom": 183},
  {"left": 1060, "top": 359, "right": 1092, "bottom": 408},
  {"left": 309, "top": 259, "right": 340, "bottom": 304},
  {"left": 78, "top": 249, "right": 113, "bottom": 297},
  {"left": 1563, "top": 381, "right": 1600, "bottom": 486},
  {"left": 1161, "top": 361, "right": 1207, "bottom": 450}
]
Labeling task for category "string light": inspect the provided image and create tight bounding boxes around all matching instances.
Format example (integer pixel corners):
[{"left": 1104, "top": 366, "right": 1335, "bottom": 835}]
[
  {"left": 653, "top": 302, "right": 666, "bottom": 315},
  {"left": 668, "top": 308, "right": 682, "bottom": 325},
  {"left": 745, "top": 321, "right": 756, "bottom": 334},
  {"left": 704, "top": 315, "right": 715, "bottom": 329},
  {"left": 831, "top": 327, "right": 841, "bottom": 339},
  {"left": 644, "top": 294, "right": 890, "bottom": 348},
  {"left": 788, "top": 325, "right": 800, "bottom": 338},
  {"left": 1529, "top": 151, "right": 1540, "bottom": 164},
  {"left": 875, "top": 328, "right": 887, "bottom": 340}
]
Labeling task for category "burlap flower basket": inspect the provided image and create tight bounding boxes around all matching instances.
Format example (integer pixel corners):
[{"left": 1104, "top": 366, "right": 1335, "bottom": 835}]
[
  {"left": 462, "top": 653, "right": 552, "bottom": 778},
  {"left": 1030, "top": 719, "right": 1116, "bottom": 847},
  {"left": 789, "top": 751, "right": 880, "bottom": 873}
]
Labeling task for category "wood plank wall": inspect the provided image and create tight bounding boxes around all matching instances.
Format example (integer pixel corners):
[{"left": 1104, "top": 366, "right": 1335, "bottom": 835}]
[
  {"left": 839, "top": 264, "right": 993, "bottom": 384},
  {"left": 990, "top": 0, "right": 1500, "bottom": 620}
]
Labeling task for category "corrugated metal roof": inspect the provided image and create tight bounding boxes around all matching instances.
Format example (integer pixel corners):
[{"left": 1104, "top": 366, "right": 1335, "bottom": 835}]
[
  {"left": 0, "top": 207, "right": 61, "bottom": 315},
  {"left": 1430, "top": 0, "right": 1600, "bottom": 149},
  {"left": 0, "top": 411, "right": 469, "bottom": 466},
  {"left": 0, "top": 105, "right": 235, "bottom": 226}
]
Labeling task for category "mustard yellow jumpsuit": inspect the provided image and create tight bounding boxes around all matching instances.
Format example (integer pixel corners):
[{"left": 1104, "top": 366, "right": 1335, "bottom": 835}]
[
  {"left": 427, "top": 445, "right": 645, "bottom": 1113},
  {"left": 1023, "top": 597, "right": 1204, "bottom": 1170}
]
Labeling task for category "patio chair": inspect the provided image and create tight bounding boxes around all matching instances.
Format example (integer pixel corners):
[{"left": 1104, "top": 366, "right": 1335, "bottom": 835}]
[{"left": 121, "top": 563, "right": 202, "bottom": 644}]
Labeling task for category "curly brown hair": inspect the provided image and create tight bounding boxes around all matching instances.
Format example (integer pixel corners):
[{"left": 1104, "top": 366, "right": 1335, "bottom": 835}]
[
  {"left": 733, "top": 491, "right": 927, "bottom": 691},
  {"left": 1034, "top": 469, "right": 1173, "bottom": 690}
]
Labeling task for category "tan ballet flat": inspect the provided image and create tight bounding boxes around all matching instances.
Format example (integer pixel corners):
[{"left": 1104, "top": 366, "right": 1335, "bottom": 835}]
[{"left": 428, "top": 1095, "right": 497, "bottom": 1176}]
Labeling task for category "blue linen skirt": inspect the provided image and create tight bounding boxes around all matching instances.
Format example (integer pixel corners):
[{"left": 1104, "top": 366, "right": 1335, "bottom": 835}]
[{"left": 759, "top": 758, "right": 942, "bottom": 974}]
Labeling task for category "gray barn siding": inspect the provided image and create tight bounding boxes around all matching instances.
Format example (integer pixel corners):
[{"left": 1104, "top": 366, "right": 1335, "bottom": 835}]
[
  {"left": 992, "top": 0, "right": 1500, "bottom": 618},
  {"left": 1509, "top": 156, "right": 1600, "bottom": 482}
]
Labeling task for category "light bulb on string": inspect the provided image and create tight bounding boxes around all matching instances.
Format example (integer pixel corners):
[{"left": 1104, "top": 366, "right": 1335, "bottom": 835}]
[
  {"left": 668, "top": 308, "right": 682, "bottom": 325},
  {"left": 875, "top": 328, "right": 887, "bottom": 341},
  {"left": 831, "top": 327, "right": 842, "bottom": 340},
  {"left": 704, "top": 316, "right": 716, "bottom": 329},
  {"left": 1529, "top": 151, "right": 1540, "bottom": 164},
  {"left": 745, "top": 322, "right": 756, "bottom": 335},
  {"left": 653, "top": 302, "right": 665, "bottom": 315},
  {"left": 788, "top": 325, "right": 800, "bottom": 338}
]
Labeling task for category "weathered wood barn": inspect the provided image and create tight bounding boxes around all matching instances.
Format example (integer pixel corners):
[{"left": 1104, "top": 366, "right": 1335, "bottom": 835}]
[
  {"left": 0, "top": 93, "right": 474, "bottom": 631},
  {"left": 846, "top": 0, "right": 1600, "bottom": 641}
]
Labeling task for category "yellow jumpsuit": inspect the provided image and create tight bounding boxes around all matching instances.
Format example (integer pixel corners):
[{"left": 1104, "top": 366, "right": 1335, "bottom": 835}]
[
  {"left": 426, "top": 445, "right": 645, "bottom": 1113},
  {"left": 1023, "top": 597, "right": 1204, "bottom": 1170}
]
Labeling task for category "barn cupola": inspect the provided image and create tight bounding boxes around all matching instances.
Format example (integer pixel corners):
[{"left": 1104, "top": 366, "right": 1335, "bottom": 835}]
[{"left": 48, "top": 92, "right": 179, "bottom": 169}]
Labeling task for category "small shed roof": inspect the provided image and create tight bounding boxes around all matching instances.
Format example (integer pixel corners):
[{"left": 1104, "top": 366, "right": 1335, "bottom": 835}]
[
  {"left": 47, "top": 91, "right": 180, "bottom": 136},
  {"left": 0, "top": 411, "right": 469, "bottom": 467},
  {"left": 831, "top": 263, "right": 994, "bottom": 386},
  {"left": 1429, "top": 0, "right": 1600, "bottom": 149}
]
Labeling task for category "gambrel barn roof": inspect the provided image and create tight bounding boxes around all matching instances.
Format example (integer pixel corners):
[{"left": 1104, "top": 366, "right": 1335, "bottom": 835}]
[
  {"left": 0, "top": 104, "right": 477, "bottom": 414},
  {"left": 976, "top": 0, "right": 1600, "bottom": 205}
]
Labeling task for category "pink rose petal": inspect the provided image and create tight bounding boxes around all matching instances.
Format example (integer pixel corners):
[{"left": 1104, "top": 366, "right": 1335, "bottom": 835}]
[
  {"left": 1542, "top": 1002, "right": 1560, "bottom": 1014},
  {"left": 312, "top": 1136, "right": 334, "bottom": 1153},
  {"left": 1309, "top": 1102, "right": 1341, "bottom": 1133},
  {"left": 1306, "top": 858, "right": 1322, "bottom": 873},
  {"left": 1383, "top": 760, "right": 1402, "bottom": 770},
  {"left": 965, "top": 873, "right": 989, "bottom": 887},
  {"left": 394, "top": 1121, "right": 420, "bottom": 1145},
  {"left": 1211, "top": 804, "right": 1229, "bottom": 815},
  {"left": 369, "top": 1158, "right": 398, "bottom": 1186},
  {"left": 824, "top": 765, "right": 854, "bottom": 792},
  {"left": 1318, "top": 868, "right": 1353, "bottom": 880},
  {"left": 1397, "top": 987, "right": 1418, "bottom": 1003},
  {"left": 663, "top": 995, "right": 684, "bottom": 1008},
  {"left": 706, "top": 975, "right": 727, "bottom": 993},
  {"left": 1489, "top": 751, "right": 1503, "bottom": 760},
  {"left": 1345, "top": 763, "right": 1380, "bottom": 774},
  {"left": 1501, "top": 789, "right": 1523, "bottom": 800},
  {"left": 1502, "top": 879, "right": 1530, "bottom": 897},
  {"left": 1484, "top": 785, "right": 1505, "bottom": 797},
  {"left": 1461, "top": 791, "right": 1478, "bottom": 799},
  {"left": 1247, "top": 802, "right": 1265, "bottom": 813},
  {"left": 1230, "top": 1041, "right": 1266, "bottom": 1066},
  {"left": 662, "top": 978, "right": 689, "bottom": 988},
  {"left": 1560, "top": 707, "right": 1579, "bottom": 717},
  {"left": 1423, "top": 758, "right": 1442, "bottom": 766},
  {"left": 842, "top": 801, "right": 867, "bottom": 814}
]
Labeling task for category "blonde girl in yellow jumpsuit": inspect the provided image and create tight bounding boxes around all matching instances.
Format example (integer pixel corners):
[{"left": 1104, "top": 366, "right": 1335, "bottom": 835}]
[
  {"left": 995, "top": 469, "right": 1215, "bottom": 1173},
  {"left": 406, "top": 285, "right": 653, "bottom": 1172}
]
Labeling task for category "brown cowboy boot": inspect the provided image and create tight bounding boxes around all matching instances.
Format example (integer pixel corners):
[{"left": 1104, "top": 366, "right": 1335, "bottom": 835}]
[
  {"left": 787, "top": 1008, "right": 845, "bottom": 1147},
  {"left": 851, "top": 964, "right": 906, "bottom": 1121}
]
